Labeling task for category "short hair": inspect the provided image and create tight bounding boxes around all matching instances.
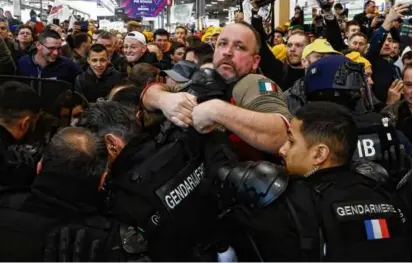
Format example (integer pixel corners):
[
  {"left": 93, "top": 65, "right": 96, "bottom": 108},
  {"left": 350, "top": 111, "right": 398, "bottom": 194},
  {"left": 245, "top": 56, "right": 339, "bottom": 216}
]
[
  {"left": 127, "top": 62, "right": 159, "bottom": 89},
  {"left": 186, "top": 43, "right": 214, "bottom": 64},
  {"left": 346, "top": 20, "right": 360, "bottom": 32},
  {"left": 110, "top": 87, "right": 142, "bottom": 109},
  {"left": 154, "top": 28, "right": 170, "bottom": 40},
  {"left": 348, "top": 32, "right": 368, "bottom": 42},
  {"left": 334, "top": 3, "right": 343, "bottom": 9},
  {"left": 97, "top": 31, "right": 114, "bottom": 41},
  {"left": 53, "top": 90, "right": 88, "bottom": 116},
  {"left": 402, "top": 51, "right": 412, "bottom": 63},
  {"left": 169, "top": 41, "right": 186, "bottom": 54},
  {"left": 175, "top": 25, "right": 187, "bottom": 35},
  {"left": 402, "top": 62, "right": 412, "bottom": 78},
  {"left": 295, "top": 102, "right": 358, "bottom": 164},
  {"left": 76, "top": 101, "right": 140, "bottom": 143},
  {"left": 89, "top": 43, "right": 108, "bottom": 56},
  {"left": 41, "top": 127, "right": 107, "bottom": 179},
  {"left": 127, "top": 21, "right": 141, "bottom": 32},
  {"left": 288, "top": 31, "right": 310, "bottom": 45},
  {"left": 38, "top": 30, "right": 61, "bottom": 43},
  {"left": 234, "top": 21, "right": 261, "bottom": 55},
  {"left": 364, "top": 0, "right": 375, "bottom": 9},
  {"left": 0, "top": 18, "right": 7, "bottom": 23},
  {"left": 186, "top": 35, "right": 202, "bottom": 48},
  {"left": 197, "top": 53, "right": 213, "bottom": 67},
  {"left": 16, "top": 25, "right": 34, "bottom": 37},
  {"left": 70, "top": 32, "right": 89, "bottom": 49},
  {"left": 0, "top": 81, "right": 41, "bottom": 124}
]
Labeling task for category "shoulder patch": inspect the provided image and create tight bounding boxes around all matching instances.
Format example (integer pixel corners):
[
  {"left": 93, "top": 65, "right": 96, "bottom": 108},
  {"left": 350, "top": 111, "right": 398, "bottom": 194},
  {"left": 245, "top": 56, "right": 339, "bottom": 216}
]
[
  {"left": 333, "top": 201, "right": 397, "bottom": 222},
  {"left": 258, "top": 79, "right": 277, "bottom": 94}
]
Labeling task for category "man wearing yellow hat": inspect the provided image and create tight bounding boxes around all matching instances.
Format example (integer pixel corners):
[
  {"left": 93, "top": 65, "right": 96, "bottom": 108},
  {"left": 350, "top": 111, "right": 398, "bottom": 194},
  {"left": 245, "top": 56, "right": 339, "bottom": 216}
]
[{"left": 301, "top": 38, "right": 341, "bottom": 68}]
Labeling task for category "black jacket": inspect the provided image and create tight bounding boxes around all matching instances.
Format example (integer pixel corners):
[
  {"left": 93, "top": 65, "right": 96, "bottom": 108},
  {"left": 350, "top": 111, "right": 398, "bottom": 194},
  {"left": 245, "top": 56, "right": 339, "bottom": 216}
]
[
  {"left": 230, "top": 166, "right": 410, "bottom": 261},
  {"left": 0, "top": 126, "right": 37, "bottom": 189},
  {"left": 0, "top": 170, "right": 121, "bottom": 261},
  {"left": 0, "top": 37, "right": 16, "bottom": 75},
  {"left": 129, "top": 51, "right": 159, "bottom": 70},
  {"left": 111, "top": 51, "right": 128, "bottom": 78},
  {"left": 75, "top": 66, "right": 123, "bottom": 102},
  {"left": 70, "top": 51, "right": 89, "bottom": 71}
]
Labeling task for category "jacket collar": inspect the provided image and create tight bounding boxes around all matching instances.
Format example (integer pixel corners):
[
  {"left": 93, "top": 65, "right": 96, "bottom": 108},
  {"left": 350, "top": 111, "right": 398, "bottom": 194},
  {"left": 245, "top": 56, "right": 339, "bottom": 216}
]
[
  {"left": 31, "top": 170, "right": 103, "bottom": 214},
  {"left": 0, "top": 125, "right": 17, "bottom": 148},
  {"left": 305, "top": 165, "right": 351, "bottom": 186},
  {"left": 86, "top": 66, "right": 114, "bottom": 77}
]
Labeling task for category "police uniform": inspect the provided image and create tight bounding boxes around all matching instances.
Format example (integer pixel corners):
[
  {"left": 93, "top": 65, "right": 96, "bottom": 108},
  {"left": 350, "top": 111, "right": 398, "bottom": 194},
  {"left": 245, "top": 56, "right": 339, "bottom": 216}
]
[
  {"left": 227, "top": 165, "right": 410, "bottom": 261},
  {"left": 228, "top": 74, "right": 292, "bottom": 161},
  {"left": 0, "top": 170, "right": 124, "bottom": 261}
]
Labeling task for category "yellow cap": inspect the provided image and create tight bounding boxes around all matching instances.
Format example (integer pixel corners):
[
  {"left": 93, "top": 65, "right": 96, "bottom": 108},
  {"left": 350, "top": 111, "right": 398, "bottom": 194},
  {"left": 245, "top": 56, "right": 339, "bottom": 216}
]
[
  {"left": 302, "top": 38, "right": 341, "bottom": 59},
  {"left": 345, "top": 51, "right": 372, "bottom": 69},
  {"left": 271, "top": 44, "right": 287, "bottom": 62}
]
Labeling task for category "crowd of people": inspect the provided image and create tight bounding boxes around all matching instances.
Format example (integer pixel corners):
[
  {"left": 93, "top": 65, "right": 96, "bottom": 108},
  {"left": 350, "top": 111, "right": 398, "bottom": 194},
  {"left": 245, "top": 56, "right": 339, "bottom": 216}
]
[{"left": 0, "top": 0, "right": 411, "bottom": 261}]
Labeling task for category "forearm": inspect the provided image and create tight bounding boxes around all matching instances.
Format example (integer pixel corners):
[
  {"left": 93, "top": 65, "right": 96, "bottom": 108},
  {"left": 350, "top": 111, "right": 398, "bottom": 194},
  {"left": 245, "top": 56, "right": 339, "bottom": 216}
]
[
  {"left": 141, "top": 84, "right": 170, "bottom": 111},
  {"left": 213, "top": 101, "right": 288, "bottom": 153},
  {"left": 366, "top": 26, "right": 388, "bottom": 58}
]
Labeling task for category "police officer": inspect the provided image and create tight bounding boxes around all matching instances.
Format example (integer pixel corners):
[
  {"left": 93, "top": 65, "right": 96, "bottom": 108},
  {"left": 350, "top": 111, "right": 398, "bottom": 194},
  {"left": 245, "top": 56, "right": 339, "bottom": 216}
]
[
  {"left": 217, "top": 102, "right": 410, "bottom": 261},
  {"left": 302, "top": 55, "right": 411, "bottom": 188},
  {"left": 76, "top": 101, "right": 229, "bottom": 261},
  {"left": 0, "top": 81, "right": 42, "bottom": 189},
  {"left": 0, "top": 127, "right": 124, "bottom": 261},
  {"left": 141, "top": 22, "right": 292, "bottom": 161}
]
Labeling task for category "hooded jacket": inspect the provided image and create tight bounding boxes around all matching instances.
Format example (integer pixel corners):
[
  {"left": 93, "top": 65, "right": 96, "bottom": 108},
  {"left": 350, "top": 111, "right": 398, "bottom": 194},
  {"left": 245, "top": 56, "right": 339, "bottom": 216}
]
[
  {"left": 17, "top": 51, "right": 82, "bottom": 85},
  {"left": 75, "top": 66, "right": 123, "bottom": 102}
]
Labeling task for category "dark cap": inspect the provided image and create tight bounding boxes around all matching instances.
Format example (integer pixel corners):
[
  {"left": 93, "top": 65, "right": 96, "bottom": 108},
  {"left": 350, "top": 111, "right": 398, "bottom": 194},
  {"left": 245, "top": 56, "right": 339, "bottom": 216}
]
[
  {"left": 162, "top": 60, "right": 198, "bottom": 83},
  {"left": 0, "top": 81, "right": 41, "bottom": 112}
]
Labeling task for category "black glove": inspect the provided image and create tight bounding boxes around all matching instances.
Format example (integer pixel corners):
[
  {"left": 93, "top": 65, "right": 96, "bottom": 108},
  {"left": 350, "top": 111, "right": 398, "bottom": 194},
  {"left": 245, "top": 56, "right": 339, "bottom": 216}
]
[
  {"left": 44, "top": 225, "right": 103, "bottom": 262},
  {"left": 187, "top": 68, "right": 228, "bottom": 103},
  {"left": 383, "top": 144, "right": 412, "bottom": 188},
  {"left": 351, "top": 159, "right": 389, "bottom": 185}
]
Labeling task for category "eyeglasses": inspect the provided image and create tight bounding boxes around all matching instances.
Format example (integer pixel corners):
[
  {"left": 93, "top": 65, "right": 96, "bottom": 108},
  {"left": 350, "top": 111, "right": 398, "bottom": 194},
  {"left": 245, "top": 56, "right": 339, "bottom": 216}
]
[{"left": 40, "top": 42, "right": 61, "bottom": 52}]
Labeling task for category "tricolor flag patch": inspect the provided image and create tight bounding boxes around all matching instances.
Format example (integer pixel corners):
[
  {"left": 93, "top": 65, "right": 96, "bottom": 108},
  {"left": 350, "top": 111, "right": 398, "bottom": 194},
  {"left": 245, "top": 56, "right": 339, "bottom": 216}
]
[
  {"left": 258, "top": 80, "right": 277, "bottom": 94},
  {"left": 364, "top": 219, "right": 390, "bottom": 240}
]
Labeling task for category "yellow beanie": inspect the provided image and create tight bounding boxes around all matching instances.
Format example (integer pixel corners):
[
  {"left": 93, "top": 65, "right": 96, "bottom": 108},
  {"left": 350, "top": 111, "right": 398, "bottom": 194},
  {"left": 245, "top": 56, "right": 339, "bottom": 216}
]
[
  {"left": 271, "top": 44, "right": 287, "bottom": 62},
  {"left": 345, "top": 51, "right": 372, "bottom": 69}
]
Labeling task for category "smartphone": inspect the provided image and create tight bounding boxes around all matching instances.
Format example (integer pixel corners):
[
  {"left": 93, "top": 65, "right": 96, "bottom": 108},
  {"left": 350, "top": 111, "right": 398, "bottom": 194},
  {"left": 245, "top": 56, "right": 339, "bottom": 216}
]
[{"left": 53, "top": 18, "right": 60, "bottom": 26}]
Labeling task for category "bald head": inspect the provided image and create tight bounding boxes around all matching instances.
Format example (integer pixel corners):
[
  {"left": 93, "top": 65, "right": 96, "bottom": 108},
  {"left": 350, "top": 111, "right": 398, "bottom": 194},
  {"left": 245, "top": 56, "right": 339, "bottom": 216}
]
[{"left": 41, "top": 127, "right": 107, "bottom": 178}]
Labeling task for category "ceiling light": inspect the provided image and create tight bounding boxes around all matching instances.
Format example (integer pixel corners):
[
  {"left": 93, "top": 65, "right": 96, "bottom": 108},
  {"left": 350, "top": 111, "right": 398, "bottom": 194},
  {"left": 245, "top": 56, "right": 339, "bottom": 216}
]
[
  {"left": 211, "top": 1, "right": 217, "bottom": 4},
  {"left": 223, "top": 8, "right": 228, "bottom": 11}
]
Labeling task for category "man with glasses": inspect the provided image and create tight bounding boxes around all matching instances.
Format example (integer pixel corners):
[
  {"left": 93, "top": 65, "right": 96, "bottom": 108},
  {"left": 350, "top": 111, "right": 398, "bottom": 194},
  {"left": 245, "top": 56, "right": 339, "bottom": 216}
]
[{"left": 17, "top": 30, "right": 81, "bottom": 85}]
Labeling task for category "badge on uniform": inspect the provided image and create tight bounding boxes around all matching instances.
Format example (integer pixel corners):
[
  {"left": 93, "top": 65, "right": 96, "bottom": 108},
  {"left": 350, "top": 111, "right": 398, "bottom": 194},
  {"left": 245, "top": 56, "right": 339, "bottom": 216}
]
[
  {"left": 364, "top": 219, "right": 390, "bottom": 240},
  {"left": 258, "top": 80, "right": 277, "bottom": 94}
]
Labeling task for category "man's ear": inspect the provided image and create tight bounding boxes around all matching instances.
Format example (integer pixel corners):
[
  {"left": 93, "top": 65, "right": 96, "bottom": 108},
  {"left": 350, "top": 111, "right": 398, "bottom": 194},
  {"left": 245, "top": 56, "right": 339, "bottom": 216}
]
[
  {"left": 36, "top": 159, "right": 42, "bottom": 175},
  {"left": 19, "top": 115, "right": 31, "bottom": 134},
  {"left": 252, "top": 54, "right": 261, "bottom": 72},
  {"left": 104, "top": 133, "right": 125, "bottom": 162},
  {"left": 311, "top": 144, "right": 330, "bottom": 166}
]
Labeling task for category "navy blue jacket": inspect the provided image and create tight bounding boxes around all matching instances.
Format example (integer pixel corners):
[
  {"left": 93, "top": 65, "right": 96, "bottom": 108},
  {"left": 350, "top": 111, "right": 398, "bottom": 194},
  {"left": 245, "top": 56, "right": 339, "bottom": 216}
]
[{"left": 17, "top": 52, "right": 82, "bottom": 85}]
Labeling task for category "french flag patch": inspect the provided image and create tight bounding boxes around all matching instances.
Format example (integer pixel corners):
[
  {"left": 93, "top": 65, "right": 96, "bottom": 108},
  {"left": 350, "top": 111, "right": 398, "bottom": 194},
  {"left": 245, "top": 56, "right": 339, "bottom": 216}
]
[
  {"left": 364, "top": 219, "right": 390, "bottom": 240},
  {"left": 258, "top": 81, "right": 277, "bottom": 94}
]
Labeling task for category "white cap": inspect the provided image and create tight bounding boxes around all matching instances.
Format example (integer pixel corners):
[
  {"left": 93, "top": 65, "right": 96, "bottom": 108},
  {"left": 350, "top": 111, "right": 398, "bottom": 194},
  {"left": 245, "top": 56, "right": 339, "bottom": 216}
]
[{"left": 125, "top": 31, "right": 146, "bottom": 45}]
